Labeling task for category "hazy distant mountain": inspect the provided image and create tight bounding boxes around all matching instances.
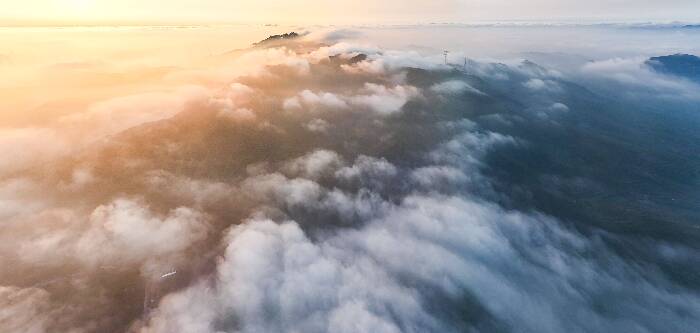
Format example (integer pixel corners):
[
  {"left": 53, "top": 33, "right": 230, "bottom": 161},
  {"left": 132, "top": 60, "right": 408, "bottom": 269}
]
[{"left": 646, "top": 53, "right": 700, "bottom": 83}]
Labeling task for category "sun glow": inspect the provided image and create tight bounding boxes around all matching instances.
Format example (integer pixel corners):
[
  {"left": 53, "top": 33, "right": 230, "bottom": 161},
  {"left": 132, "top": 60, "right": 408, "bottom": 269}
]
[
  {"left": 2, "top": 0, "right": 700, "bottom": 26},
  {"left": 58, "top": 0, "right": 96, "bottom": 19},
  {"left": 65, "top": 0, "right": 91, "bottom": 9}
]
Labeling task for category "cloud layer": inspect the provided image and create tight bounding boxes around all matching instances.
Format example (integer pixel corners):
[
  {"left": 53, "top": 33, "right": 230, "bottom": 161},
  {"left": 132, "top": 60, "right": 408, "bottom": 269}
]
[{"left": 1, "top": 30, "right": 700, "bottom": 333}]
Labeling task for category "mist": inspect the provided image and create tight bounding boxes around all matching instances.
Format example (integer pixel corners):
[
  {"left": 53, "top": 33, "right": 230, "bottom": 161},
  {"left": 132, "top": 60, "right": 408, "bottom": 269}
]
[{"left": 1, "top": 25, "right": 699, "bottom": 332}]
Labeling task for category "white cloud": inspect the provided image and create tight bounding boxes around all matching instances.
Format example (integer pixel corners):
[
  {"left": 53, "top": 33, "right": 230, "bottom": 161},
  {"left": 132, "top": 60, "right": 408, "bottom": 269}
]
[
  {"left": 0, "top": 85, "right": 212, "bottom": 177},
  {"left": 235, "top": 47, "right": 311, "bottom": 76},
  {"left": 411, "top": 166, "right": 468, "bottom": 187},
  {"left": 335, "top": 155, "right": 398, "bottom": 184},
  {"left": 0, "top": 128, "right": 69, "bottom": 175},
  {"left": 217, "top": 107, "right": 257, "bottom": 122},
  {"left": 309, "top": 42, "right": 382, "bottom": 62},
  {"left": 580, "top": 57, "right": 700, "bottom": 99},
  {"left": 430, "top": 80, "right": 485, "bottom": 95},
  {"left": 283, "top": 150, "right": 345, "bottom": 180},
  {"left": 143, "top": 192, "right": 700, "bottom": 332},
  {"left": 549, "top": 102, "right": 569, "bottom": 112},
  {"left": 10, "top": 199, "right": 210, "bottom": 280},
  {"left": 350, "top": 83, "right": 420, "bottom": 115},
  {"left": 76, "top": 199, "right": 210, "bottom": 277},
  {"left": 523, "top": 78, "right": 561, "bottom": 92},
  {"left": 286, "top": 83, "right": 420, "bottom": 115},
  {"left": 305, "top": 118, "right": 331, "bottom": 133},
  {"left": 283, "top": 96, "right": 303, "bottom": 111},
  {"left": 4, "top": 31, "right": 700, "bottom": 333},
  {"left": 242, "top": 173, "right": 324, "bottom": 208},
  {"left": 299, "top": 90, "right": 349, "bottom": 110},
  {"left": 0, "top": 286, "right": 54, "bottom": 333},
  {"left": 0, "top": 178, "right": 45, "bottom": 219},
  {"left": 59, "top": 85, "right": 210, "bottom": 138}
]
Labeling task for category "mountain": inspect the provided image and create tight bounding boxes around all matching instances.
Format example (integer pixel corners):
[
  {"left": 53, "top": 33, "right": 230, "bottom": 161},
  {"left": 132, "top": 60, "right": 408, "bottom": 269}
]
[
  {"left": 253, "top": 32, "right": 301, "bottom": 46},
  {"left": 646, "top": 53, "right": 700, "bottom": 83}
]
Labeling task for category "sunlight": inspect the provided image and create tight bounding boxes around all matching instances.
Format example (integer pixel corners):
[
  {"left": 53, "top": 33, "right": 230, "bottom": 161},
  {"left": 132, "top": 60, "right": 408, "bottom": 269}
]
[
  {"left": 1, "top": 1, "right": 700, "bottom": 332},
  {"left": 62, "top": 0, "right": 95, "bottom": 14}
]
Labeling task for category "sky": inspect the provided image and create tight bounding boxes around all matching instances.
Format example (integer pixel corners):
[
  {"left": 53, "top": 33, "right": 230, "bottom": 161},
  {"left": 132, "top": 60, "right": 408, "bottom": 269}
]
[{"left": 3, "top": 0, "right": 700, "bottom": 25}]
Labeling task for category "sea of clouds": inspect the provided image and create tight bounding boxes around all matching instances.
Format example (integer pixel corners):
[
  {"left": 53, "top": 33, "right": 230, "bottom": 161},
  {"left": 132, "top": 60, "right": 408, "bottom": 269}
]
[{"left": 1, "top": 28, "right": 699, "bottom": 332}]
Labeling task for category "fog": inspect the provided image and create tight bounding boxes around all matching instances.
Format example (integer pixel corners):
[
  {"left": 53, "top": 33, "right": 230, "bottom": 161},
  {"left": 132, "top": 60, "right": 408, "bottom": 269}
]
[{"left": 1, "top": 24, "right": 699, "bottom": 332}]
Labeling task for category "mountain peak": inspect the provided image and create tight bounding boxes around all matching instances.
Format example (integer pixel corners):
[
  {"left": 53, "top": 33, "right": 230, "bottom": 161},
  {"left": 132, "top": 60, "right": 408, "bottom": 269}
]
[
  {"left": 646, "top": 53, "right": 700, "bottom": 83},
  {"left": 253, "top": 32, "right": 301, "bottom": 46}
]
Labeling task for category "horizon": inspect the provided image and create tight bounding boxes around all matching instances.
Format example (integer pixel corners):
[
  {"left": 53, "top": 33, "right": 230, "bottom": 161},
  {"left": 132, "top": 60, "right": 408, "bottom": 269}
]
[
  {"left": 3, "top": 19, "right": 700, "bottom": 28},
  {"left": 4, "top": 0, "right": 700, "bottom": 27}
]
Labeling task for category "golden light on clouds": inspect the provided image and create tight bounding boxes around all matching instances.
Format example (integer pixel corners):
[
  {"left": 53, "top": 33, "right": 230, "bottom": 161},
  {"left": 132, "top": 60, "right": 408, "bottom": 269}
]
[
  {"left": 1, "top": 1, "right": 700, "bottom": 330},
  {"left": 2, "top": 0, "right": 697, "bottom": 26}
]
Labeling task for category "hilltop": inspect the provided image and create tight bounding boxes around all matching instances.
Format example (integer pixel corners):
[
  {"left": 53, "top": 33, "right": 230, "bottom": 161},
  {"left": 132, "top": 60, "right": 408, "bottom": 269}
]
[
  {"left": 253, "top": 32, "right": 301, "bottom": 46},
  {"left": 646, "top": 53, "right": 700, "bottom": 83}
]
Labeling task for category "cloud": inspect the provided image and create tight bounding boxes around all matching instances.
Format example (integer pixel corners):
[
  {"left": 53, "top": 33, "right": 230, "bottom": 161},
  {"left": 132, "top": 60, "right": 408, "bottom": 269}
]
[
  {"left": 217, "top": 107, "right": 257, "bottom": 122},
  {"left": 305, "top": 29, "right": 365, "bottom": 43},
  {"left": 299, "top": 90, "right": 349, "bottom": 110},
  {"left": 9, "top": 198, "right": 209, "bottom": 283},
  {"left": 0, "top": 85, "right": 212, "bottom": 177},
  {"left": 579, "top": 57, "right": 700, "bottom": 99},
  {"left": 59, "top": 86, "right": 211, "bottom": 138},
  {"left": 305, "top": 118, "right": 331, "bottom": 133},
  {"left": 0, "top": 53, "right": 10, "bottom": 65},
  {"left": 283, "top": 96, "right": 303, "bottom": 110},
  {"left": 235, "top": 47, "right": 312, "bottom": 76},
  {"left": 340, "top": 52, "right": 447, "bottom": 75},
  {"left": 430, "top": 80, "right": 485, "bottom": 95},
  {"left": 76, "top": 199, "right": 210, "bottom": 275},
  {"left": 309, "top": 42, "right": 382, "bottom": 62},
  {"left": 522, "top": 78, "right": 561, "bottom": 92},
  {"left": 2, "top": 31, "right": 700, "bottom": 333},
  {"left": 283, "top": 150, "right": 345, "bottom": 180},
  {"left": 335, "top": 155, "right": 398, "bottom": 186},
  {"left": 349, "top": 83, "right": 421, "bottom": 114},
  {"left": 0, "top": 286, "right": 54, "bottom": 333},
  {"left": 0, "top": 178, "right": 45, "bottom": 219},
  {"left": 242, "top": 173, "right": 324, "bottom": 208},
  {"left": 284, "top": 83, "right": 419, "bottom": 115},
  {"left": 549, "top": 102, "right": 569, "bottom": 112},
  {"left": 0, "top": 128, "right": 69, "bottom": 175},
  {"left": 143, "top": 193, "right": 700, "bottom": 333},
  {"left": 410, "top": 166, "right": 468, "bottom": 187}
]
